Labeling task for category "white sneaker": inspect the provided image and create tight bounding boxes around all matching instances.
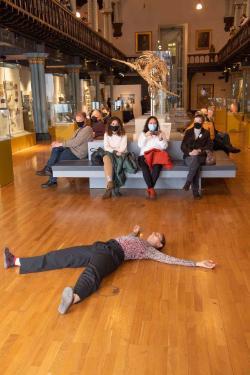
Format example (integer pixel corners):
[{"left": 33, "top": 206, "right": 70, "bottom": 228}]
[{"left": 58, "top": 287, "right": 74, "bottom": 314}]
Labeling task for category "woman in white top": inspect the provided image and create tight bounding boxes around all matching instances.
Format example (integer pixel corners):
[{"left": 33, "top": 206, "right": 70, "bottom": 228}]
[
  {"left": 103, "top": 116, "right": 127, "bottom": 199},
  {"left": 138, "top": 116, "right": 167, "bottom": 199}
]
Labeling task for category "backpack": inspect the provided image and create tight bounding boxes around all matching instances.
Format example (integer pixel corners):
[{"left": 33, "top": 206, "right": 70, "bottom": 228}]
[{"left": 90, "top": 147, "right": 105, "bottom": 166}]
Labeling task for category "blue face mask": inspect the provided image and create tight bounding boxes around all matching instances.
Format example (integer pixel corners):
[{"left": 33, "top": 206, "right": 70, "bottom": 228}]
[{"left": 148, "top": 123, "right": 157, "bottom": 132}]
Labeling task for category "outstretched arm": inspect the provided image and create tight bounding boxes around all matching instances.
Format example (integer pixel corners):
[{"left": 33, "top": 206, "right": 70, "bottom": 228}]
[
  {"left": 127, "top": 225, "right": 141, "bottom": 237},
  {"left": 144, "top": 247, "right": 216, "bottom": 269}
]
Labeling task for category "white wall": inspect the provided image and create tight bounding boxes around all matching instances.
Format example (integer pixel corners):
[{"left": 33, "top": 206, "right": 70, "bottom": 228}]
[
  {"left": 113, "top": 84, "right": 141, "bottom": 117},
  {"left": 111, "top": 0, "right": 227, "bottom": 56},
  {"left": 191, "top": 72, "right": 231, "bottom": 110}
]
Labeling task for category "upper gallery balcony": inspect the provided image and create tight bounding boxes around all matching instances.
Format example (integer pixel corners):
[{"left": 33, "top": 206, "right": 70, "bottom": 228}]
[
  {"left": 0, "top": 0, "right": 126, "bottom": 66},
  {"left": 218, "top": 19, "right": 250, "bottom": 64},
  {"left": 188, "top": 19, "right": 250, "bottom": 73}
]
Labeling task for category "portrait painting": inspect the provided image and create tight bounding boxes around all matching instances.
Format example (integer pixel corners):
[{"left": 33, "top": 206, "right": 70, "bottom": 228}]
[
  {"left": 195, "top": 30, "right": 212, "bottom": 50},
  {"left": 135, "top": 32, "right": 152, "bottom": 53}
]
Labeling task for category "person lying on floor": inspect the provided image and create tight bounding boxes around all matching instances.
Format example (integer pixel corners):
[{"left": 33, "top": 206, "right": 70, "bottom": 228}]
[{"left": 4, "top": 225, "right": 216, "bottom": 315}]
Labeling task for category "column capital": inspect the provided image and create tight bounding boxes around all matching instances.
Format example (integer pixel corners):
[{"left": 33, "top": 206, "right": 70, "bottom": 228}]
[
  {"left": 89, "top": 71, "right": 103, "bottom": 79},
  {"left": 101, "top": 8, "right": 113, "bottom": 15},
  {"left": 25, "top": 53, "right": 48, "bottom": 64},
  {"left": 66, "top": 65, "right": 82, "bottom": 73}
]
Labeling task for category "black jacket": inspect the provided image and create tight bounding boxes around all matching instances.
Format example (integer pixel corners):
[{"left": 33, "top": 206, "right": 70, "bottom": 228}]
[{"left": 181, "top": 128, "right": 213, "bottom": 158}]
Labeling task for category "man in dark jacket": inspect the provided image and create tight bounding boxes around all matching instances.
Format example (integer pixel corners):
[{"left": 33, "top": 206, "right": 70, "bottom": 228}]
[{"left": 181, "top": 114, "right": 212, "bottom": 199}]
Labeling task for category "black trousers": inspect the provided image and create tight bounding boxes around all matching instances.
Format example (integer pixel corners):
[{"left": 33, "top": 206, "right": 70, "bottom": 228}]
[
  {"left": 20, "top": 240, "right": 124, "bottom": 301},
  {"left": 138, "top": 155, "right": 162, "bottom": 188},
  {"left": 184, "top": 155, "right": 206, "bottom": 193}
]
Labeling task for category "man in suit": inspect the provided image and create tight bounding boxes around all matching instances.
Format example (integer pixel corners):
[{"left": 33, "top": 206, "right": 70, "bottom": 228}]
[{"left": 181, "top": 114, "right": 212, "bottom": 199}]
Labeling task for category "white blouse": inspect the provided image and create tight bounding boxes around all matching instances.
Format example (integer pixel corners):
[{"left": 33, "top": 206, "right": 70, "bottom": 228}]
[
  {"left": 104, "top": 133, "right": 127, "bottom": 153},
  {"left": 138, "top": 131, "right": 168, "bottom": 155}
]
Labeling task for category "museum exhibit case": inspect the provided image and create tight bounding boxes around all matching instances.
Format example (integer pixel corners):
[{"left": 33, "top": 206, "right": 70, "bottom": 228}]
[
  {"left": 46, "top": 73, "right": 77, "bottom": 141},
  {"left": 209, "top": 97, "right": 244, "bottom": 132},
  {"left": 0, "top": 104, "right": 14, "bottom": 187},
  {"left": 0, "top": 62, "right": 35, "bottom": 153}
]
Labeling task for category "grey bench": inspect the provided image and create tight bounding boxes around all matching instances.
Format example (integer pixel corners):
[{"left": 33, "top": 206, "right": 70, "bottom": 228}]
[{"left": 52, "top": 140, "right": 237, "bottom": 189}]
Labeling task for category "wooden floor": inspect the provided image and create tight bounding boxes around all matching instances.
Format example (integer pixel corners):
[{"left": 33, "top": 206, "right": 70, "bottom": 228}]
[{"left": 0, "top": 132, "right": 250, "bottom": 375}]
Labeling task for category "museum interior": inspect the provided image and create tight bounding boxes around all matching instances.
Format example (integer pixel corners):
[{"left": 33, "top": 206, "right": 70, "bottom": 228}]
[{"left": 0, "top": 1, "right": 250, "bottom": 374}]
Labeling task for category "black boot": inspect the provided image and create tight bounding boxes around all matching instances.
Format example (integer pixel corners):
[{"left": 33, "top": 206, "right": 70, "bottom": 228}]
[
  {"left": 36, "top": 166, "right": 52, "bottom": 176},
  {"left": 113, "top": 187, "right": 122, "bottom": 197},
  {"left": 41, "top": 179, "right": 57, "bottom": 188},
  {"left": 183, "top": 181, "right": 191, "bottom": 191}
]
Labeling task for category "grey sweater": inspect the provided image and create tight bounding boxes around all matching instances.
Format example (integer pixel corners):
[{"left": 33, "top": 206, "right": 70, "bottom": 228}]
[{"left": 63, "top": 126, "right": 93, "bottom": 159}]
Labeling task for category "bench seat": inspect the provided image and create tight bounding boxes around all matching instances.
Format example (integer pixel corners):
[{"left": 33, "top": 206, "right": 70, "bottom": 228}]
[{"left": 52, "top": 141, "right": 236, "bottom": 189}]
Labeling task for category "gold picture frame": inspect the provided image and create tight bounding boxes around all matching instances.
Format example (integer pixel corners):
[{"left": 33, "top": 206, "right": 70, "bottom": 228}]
[
  {"left": 195, "top": 29, "right": 212, "bottom": 50},
  {"left": 197, "top": 84, "right": 214, "bottom": 108},
  {"left": 135, "top": 31, "right": 152, "bottom": 53}
]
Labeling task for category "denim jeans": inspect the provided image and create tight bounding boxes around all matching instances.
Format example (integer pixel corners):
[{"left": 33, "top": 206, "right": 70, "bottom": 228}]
[{"left": 46, "top": 147, "right": 78, "bottom": 183}]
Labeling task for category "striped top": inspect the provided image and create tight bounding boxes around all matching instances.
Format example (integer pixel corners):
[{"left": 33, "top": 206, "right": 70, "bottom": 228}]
[{"left": 116, "top": 235, "right": 196, "bottom": 267}]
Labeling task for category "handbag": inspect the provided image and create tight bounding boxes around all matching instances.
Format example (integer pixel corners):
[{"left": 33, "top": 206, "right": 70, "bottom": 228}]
[
  {"left": 205, "top": 150, "right": 216, "bottom": 165},
  {"left": 90, "top": 147, "right": 105, "bottom": 166}
]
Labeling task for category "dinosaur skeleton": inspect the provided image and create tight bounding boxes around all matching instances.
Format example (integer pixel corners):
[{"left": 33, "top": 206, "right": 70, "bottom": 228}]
[{"left": 113, "top": 51, "right": 178, "bottom": 98}]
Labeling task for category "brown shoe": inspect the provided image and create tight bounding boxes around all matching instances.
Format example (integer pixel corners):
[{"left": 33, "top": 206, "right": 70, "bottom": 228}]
[
  {"left": 102, "top": 189, "right": 112, "bottom": 199},
  {"left": 107, "top": 181, "right": 114, "bottom": 189}
]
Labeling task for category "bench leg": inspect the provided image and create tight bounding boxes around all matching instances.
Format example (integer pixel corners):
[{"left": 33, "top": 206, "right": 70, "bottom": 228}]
[{"left": 199, "top": 177, "right": 202, "bottom": 193}]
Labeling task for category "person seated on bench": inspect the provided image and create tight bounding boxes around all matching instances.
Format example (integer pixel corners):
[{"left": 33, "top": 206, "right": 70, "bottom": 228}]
[
  {"left": 90, "top": 109, "right": 105, "bottom": 139},
  {"left": 182, "top": 113, "right": 213, "bottom": 200},
  {"left": 36, "top": 112, "right": 93, "bottom": 188},
  {"left": 186, "top": 109, "right": 215, "bottom": 141},
  {"left": 138, "top": 116, "right": 170, "bottom": 199},
  {"left": 102, "top": 116, "right": 128, "bottom": 199},
  {"left": 3, "top": 225, "right": 216, "bottom": 315},
  {"left": 206, "top": 108, "right": 240, "bottom": 154}
]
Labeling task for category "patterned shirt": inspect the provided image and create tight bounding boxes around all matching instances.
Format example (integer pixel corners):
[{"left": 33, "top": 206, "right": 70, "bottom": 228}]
[{"left": 116, "top": 235, "right": 196, "bottom": 267}]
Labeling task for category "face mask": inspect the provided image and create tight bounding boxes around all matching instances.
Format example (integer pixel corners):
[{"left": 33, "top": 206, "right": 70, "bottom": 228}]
[
  {"left": 148, "top": 123, "right": 157, "bottom": 132},
  {"left": 194, "top": 122, "right": 202, "bottom": 129},
  {"left": 91, "top": 116, "right": 98, "bottom": 122},
  {"left": 110, "top": 125, "right": 119, "bottom": 132},
  {"left": 76, "top": 121, "right": 85, "bottom": 128}
]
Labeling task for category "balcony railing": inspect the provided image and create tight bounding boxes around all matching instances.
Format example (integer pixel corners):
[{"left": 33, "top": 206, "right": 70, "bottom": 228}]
[
  {"left": 0, "top": 0, "right": 126, "bottom": 65},
  {"left": 218, "top": 19, "right": 250, "bottom": 63},
  {"left": 188, "top": 53, "right": 219, "bottom": 65}
]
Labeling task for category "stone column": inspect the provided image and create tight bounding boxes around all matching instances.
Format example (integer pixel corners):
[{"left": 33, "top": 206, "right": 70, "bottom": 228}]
[
  {"left": 233, "top": 0, "right": 244, "bottom": 27},
  {"left": 247, "top": 0, "right": 250, "bottom": 18},
  {"left": 101, "top": 0, "right": 113, "bottom": 41},
  {"left": 67, "top": 65, "right": 82, "bottom": 115},
  {"left": 106, "top": 74, "right": 115, "bottom": 109},
  {"left": 242, "top": 66, "right": 250, "bottom": 113},
  {"left": 25, "top": 53, "right": 49, "bottom": 141},
  {"left": 88, "top": 0, "right": 99, "bottom": 32},
  {"left": 89, "top": 71, "right": 102, "bottom": 103},
  {"left": 70, "top": 0, "right": 76, "bottom": 14}
]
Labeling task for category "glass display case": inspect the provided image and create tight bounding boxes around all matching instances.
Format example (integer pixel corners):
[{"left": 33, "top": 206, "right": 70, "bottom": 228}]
[
  {"left": 0, "top": 108, "right": 10, "bottom": 140},
  {"left": 48, "top": 103, "right": 74, "bottom": 125},
  {"left": 0, "top": 62, "right": 27, "bottom": 137}
]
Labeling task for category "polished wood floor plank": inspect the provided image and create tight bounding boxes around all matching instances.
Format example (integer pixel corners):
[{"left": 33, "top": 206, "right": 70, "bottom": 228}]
[{"left": 0, "top": 133, "right": 249, "bottom": 374}]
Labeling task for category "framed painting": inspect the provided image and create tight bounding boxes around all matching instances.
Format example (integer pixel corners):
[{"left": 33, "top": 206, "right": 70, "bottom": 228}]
[
  {"left": 197, "top": 84, "right": 214, "bottom": 108},
  {"left": 135, "top": 31, "right": 152, "bottom": 53},
  {"left": 195, "top": 29, "right": 212, "bottom": 50}
]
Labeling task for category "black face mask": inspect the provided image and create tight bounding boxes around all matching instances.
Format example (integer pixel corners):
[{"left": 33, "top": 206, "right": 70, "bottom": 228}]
[
  {"left": 91, "top": 116, "right": 98, "bottom": 123},
  {"left": 110, "top": 125, "right": 119, "bottom": 132},
  {"left": 194, "top": 122, "right": 202, "bottom": 129},
  {"left": 76, "top": 121, "right": 85, "bottom": 128}
]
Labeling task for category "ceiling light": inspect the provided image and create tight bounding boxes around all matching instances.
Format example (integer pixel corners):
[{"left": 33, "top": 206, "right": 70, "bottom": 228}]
[
  {"left": 76, "top": 11, "right": 81, "bottom": 18},
  {"left": 196, "top": 3, "right": 203, "bottom": 10}
]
